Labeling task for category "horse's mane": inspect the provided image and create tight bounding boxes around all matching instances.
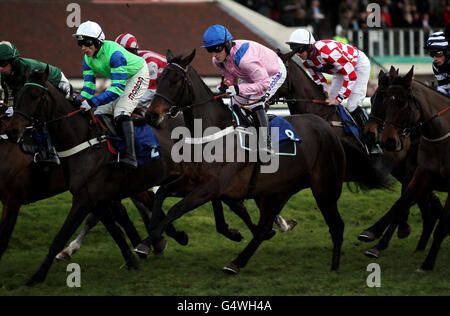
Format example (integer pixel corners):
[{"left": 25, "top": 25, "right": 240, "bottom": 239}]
[
  {"left": 390, "top": 70, "right": 450, "bottom": 99},
  {"left": 168, "top": 53, "right": 227, "bottom": 108},
  {"left": 413, "top": 78, "right": 450, "bottom": 99},
  {"left": 288, "top": 58, "right": 327, "bottom": 99}
]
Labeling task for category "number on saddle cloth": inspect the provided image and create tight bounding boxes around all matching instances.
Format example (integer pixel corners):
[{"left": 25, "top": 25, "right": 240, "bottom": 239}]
[{"left": 96, "top": 114, "right": 161, "bottom": 166}]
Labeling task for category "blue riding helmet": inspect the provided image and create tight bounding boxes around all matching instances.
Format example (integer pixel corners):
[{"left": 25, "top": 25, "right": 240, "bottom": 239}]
[{"left": 202, "top": 25, "right": 233, "bottom": 48}]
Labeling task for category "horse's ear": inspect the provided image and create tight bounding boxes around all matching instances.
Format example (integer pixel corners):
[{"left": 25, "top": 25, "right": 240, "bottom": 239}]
[
  {"left": 166, "top": 49, "right": 174, "bottom": 63},
  {"left": 182, "top": 49, "right": 196, "bottom": 67},
  {"left": 378, "top": 69, "right": 385, "bottom": 78},
  {"left": 404, "top": 66, "right": 414, "bottom": 85},
  {"left": 43, "top": 64, "right": 50, "bottom": 82},
  {"left": 389, "top": 65, "right": 396, "bottom": 77}
]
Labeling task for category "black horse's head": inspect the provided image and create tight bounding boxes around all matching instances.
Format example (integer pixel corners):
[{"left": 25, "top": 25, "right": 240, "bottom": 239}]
[
  {"left": 146, "top": 49, "right": 196, "bottom": 127},
  {"left": 6, "top": 66, "right": 54, "bottom": 142},
  {"left": 363, "top": 66, "right": 399, "bottom": 147},
  {"left": 380, "top": 66, "right": 418, "bottom": 152}
]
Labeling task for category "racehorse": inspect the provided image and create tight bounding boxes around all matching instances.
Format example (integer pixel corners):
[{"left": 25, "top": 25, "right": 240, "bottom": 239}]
[
  {"left": 275, "top": 51, "right": 360, "bottom": 142},
  {"left": 357, "top": 67, "right": 444, "bottom": 257},
  {"left": 274, "top": 51, "right": 390, "bottom": 185},
  {"left": 377, "top": 66, "right": 450, "bottom": 271},
  {"left": 4, "top": 67, "right": 267, "bottom": 285},
  {"left": 0, "top": 116, "right": 163, "bottom": 261},
  {"left": 144, "top": 49, "right": 390, "bottom": 273}
]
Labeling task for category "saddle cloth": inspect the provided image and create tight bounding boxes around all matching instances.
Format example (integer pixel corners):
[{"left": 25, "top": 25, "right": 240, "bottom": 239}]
[
  {"left": 98, "top": 115, "right": 161, "bottom": 166},
  {"left": 338, "top": 104, "right": 359, "bottom": 138}
]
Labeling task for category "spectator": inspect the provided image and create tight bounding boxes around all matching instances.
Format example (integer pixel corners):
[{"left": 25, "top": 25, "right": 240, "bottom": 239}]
[
  {"left": 381, "top": 5, "right": 393, "bottom": 28},
  {"left": 422, "top": 13, "right": 431, "bottom": 30},
  {"left": 445, "top": 3, "right": 450, "bottom": 26},
  {"left": 311, "top": 0, "right": 325, "bottom": 38},
  {"left": 411, "top": 11, "right": 422, "bottom": 28}
]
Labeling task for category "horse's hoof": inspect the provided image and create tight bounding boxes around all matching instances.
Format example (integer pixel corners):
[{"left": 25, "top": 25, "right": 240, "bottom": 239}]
[
  {"left": 397, "top": 225, "right": 411, "bottom": 239},
  {"left": 228, "top": 229, "right": 244, "bottom": 242},
  {"left": 222, "top": 262, "right": 239, "bottom": 275},
  {"left": 134, "top": 243, "right": 151, "bottom": 255},
  {"left": 358, "top": 230, "right": 377, "bottom": 242},
  {"left": 286, "top": 219, "right": 298, "bottom": 231},
  {"left": 416, "top": 268, "right": 426, "bottom": 273},
  {"left": 153, "top": 238, "right": 168, "bottom": 255},
  {"left": 364, "top": 247, "right": 380, "bottom": 258},
  {"left": 55, "top": 251, "right": 71, "bottom": 261},
  {"left": 175, "top": 231, "right": 189, "bottom": 246}
]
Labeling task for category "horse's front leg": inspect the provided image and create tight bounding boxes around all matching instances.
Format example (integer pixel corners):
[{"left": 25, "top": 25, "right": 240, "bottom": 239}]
[
  {"left": 212, "top": 199, "right": 244, "bottom": 242},
  {"left": 0, "top": 193, "right": 21, "bottom": 260},
  {"left": 364, "top": 169, "right": 430, "bottom": 259},
  {"left": 150, "top": 180, "right": 222, "bottom": 248},
  {"left": 26, "top": 202, "right": 90, "bottom": 286},
  {"left": 55, "top": 212, "right": 100, "bottom": 260},
  {"left": 135, "top": 176, "right": 191, "bottom": 254},
  {"left": 419, "top": 187, "right": 450, "bottom": 271}
]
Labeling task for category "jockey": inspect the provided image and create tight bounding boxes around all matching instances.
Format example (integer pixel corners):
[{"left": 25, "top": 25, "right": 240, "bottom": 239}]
[
  {"left": 114, "top": 33, "right": 167, "bottom": 109},
  {"left": 202, "top": 24, "right": 287, "bottom": 155},
  {"left": 286, "top": 29, "right": 381, "bottom": 155},
  {"left": 0, "top": 41, "right": 72, "bottom": 165},
  {"left": 73, "top": 21, "right": 150, "bottom": 169},
  {"left": 424, "top": 31, "right": 450, "bottom": 96}
]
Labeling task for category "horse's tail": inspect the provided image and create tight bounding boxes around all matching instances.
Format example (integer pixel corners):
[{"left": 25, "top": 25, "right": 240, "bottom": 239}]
[{"left": 340, "top": 139, "right": 393, "bottom": 191}]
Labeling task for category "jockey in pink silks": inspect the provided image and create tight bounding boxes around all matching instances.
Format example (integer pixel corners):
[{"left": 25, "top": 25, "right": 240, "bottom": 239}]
[{"left": 202, "top": 24, "right": 287, "bottom": 154}]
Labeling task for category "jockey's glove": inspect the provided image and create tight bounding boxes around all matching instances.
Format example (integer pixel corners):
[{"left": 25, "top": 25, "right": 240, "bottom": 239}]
[
  {"left": 225, "top": 85, "right": 239, "bottom": 96},
  {"left": 75, "top": 95, "right": 94, "bottom": 111},
  {"left": 5, "top": 106, "right": 13, "bottom": 117}
]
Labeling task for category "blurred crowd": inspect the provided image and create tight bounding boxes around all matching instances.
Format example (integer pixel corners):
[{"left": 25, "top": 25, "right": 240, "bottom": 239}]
[{"left": 236, "top": 0, "right": 450, "bottom": 37}]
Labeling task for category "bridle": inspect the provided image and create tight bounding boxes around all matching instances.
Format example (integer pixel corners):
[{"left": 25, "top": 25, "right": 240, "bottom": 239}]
[
  {"left": 153, "top": 62, "right": 227, "bottom": 118},
  {"left": 381, "top": 85, "right": 423, "bottom": 137},
  {"left": 383, "top": 84, "right": 450, "bottom": 140},
  {"left": 14, "top": 82, "right": 82, "bottom": 127}
]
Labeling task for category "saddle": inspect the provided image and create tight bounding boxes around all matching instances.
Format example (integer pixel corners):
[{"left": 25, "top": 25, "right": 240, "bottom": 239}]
[{"left": 96, "top": 111, "right": 161, "bottom": 166}]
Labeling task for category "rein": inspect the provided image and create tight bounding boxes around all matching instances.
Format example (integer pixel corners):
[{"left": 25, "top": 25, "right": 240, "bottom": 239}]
[
  {"left": 384, "top": 85, "right": 450, "bottom": 140},
  {"left": 156, "top": 62, "right": 229, "bottom": 118},
  {"left": 16, "top": 81, "right": 110, "bottom": 157}
]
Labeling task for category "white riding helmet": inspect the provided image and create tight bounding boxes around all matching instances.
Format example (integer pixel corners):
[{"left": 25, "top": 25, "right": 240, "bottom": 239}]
[
  {"left": 286, "top": 29, "right": 315, "bottom": 45},
  {"left": 73, "top": 21, "right": 105, "bottom": 41}
]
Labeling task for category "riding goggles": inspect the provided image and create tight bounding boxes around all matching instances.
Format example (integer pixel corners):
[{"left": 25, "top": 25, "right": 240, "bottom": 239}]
[
  {"left": 289, "top": 44, "right": 308, "bottom": 53},
  {"left": 77, "top": 39, "right": 95, "bottom": 47},
  {"left": 429, "top": 50, "right": 445, "bottom": 57},
  {"left": 206, "top": 45, "right": 225, "bottom": 53},
  {"left": 0, "top": 60, "right": 9, "bottom": 68}
]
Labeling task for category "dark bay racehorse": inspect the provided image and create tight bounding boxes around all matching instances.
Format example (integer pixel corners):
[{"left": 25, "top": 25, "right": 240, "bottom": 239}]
[
  {"left": 277, "top": 54, "right": 444, "bottom": 257},
  {"left": 274, "top": 52, "right": 390, "bottom": 186},
  {"left": 357, "top": 67, "right": 444, "bottom": 257},
  {"left": 0, "top": 116, "right": 162, "bottom": 261},
  {"left": 378, "top": 66, "right": 450, "bottom": 271},
  {"left": 4, "top": 67, "right": 260, "bottom": 285},
  {"left": 144, "top": 49, "right": 390, "bottom": 273}
]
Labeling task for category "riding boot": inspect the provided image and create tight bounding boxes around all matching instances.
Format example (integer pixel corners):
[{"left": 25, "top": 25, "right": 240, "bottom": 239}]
[
  {"left": 350, "top": 106, "right": 382, "bottom": 155},
  {"left": 253, "top": 107, "right": 274, "bottom": 156},
  {"left": 118, "top": 117, "right": 138, "bottom": 169},
  {"left": 34, "top": 126, "right": 60, "bottom": 166}
]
